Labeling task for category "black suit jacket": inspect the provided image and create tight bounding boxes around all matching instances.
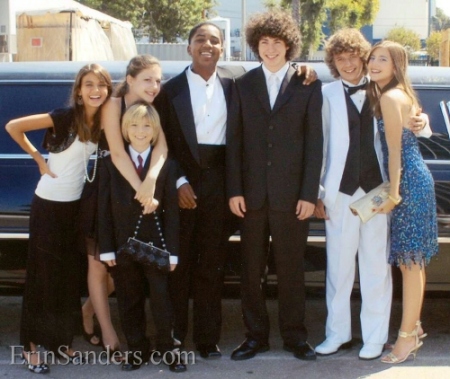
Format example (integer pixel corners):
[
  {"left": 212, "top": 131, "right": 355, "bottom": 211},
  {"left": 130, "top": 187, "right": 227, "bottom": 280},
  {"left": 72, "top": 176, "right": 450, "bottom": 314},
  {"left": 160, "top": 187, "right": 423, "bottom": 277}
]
[
  {"left": 227, "top": 64, "right": 323, "bottom": 212},
  {"left": 154, "top": 65, "right": 246, "bottom": 186},
  {"left": 98, "top": 151, "right": 179, "bottom": 258}
]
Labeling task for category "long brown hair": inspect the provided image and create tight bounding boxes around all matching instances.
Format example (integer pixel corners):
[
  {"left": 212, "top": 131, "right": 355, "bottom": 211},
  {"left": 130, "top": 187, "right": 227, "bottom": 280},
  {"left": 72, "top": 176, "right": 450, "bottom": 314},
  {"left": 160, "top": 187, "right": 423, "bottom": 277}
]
[
  {"left": 114, "top": 55, "right": 161, "bottom": 98},
  {"left": 367, "top": 40, "right": 420, "bottom": 119},
  {"left": 71, "top": 63, "right": 113, "bottom": 143}
]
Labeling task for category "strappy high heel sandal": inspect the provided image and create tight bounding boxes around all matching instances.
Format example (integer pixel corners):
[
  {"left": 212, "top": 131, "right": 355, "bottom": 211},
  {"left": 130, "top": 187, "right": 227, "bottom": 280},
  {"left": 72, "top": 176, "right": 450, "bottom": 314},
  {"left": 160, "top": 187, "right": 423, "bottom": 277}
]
[
  {"left": 82, "top": 322, "right": 102, "bottom": 347},
  {"left": 417, "top": 320, "right": 428, "bottom": 340},
  {"left": 102, "top": 343, "right": 123, "bottom": 363},
  {"left": 381, "top": 326, "right": 423, "bottom": 364},
  {"left": 22, "top": 351, "right": 50, "bottom": 374}
]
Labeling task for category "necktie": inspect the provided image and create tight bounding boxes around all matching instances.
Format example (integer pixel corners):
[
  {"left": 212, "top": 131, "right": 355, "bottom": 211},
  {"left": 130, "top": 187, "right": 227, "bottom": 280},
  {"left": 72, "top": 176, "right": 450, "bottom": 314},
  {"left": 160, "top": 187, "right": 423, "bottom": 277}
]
[
  {"left": 269, "top": 74, "right": 280, "bottom": 109},
  {"left": 136, "top": 155, "right": 143, "bottom": 175},
  {"left": 343, "top": 81, "right": 368, "bottom": 96}
]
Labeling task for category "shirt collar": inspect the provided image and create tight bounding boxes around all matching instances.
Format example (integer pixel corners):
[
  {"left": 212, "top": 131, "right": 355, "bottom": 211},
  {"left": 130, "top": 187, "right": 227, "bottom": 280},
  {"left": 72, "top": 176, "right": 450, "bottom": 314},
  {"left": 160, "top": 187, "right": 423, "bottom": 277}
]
[
  {"left": 262, "top": 62, "right": 290, "bottom": 83},
  {"left": 342, "top": 75, "right": 368, "bottom": 88},
  {"left": 128, "top": 145, "right": 151, "bottom": 165},
  {"left": 187, "top": 65, "right": 217, "bottom": 85}
]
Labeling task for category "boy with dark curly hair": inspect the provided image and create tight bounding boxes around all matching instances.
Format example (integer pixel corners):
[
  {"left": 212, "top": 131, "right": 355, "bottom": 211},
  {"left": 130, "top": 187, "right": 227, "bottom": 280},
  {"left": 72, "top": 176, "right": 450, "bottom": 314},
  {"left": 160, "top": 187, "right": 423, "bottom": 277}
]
[{"left": 227, "top": 10, "right": 323, "bottom": 361}]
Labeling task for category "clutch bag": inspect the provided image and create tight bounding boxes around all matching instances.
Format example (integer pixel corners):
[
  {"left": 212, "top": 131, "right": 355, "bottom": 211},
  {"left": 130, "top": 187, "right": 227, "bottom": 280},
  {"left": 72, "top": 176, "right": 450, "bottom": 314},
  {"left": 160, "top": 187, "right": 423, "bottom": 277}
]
[
  {"left": 118, "top": 237, "right": 170, "bottom": 272},
  {"left": 349, "top": 182, "right": 390, "bottom": 223},
  {"left": 117, "top": 213, "right": 171, "bottom": 272}
]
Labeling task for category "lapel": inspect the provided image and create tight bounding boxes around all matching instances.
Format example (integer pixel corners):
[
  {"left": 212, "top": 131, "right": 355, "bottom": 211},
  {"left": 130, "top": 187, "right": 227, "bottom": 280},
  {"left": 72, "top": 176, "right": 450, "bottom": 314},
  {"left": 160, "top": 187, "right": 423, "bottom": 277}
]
[
  {"left": 329, "top": 81, "right": 351, "bottom": 137},
  {"left": 217, "top": 66, "right": 232, "bottom": 105},
  {"left": 271, "top": 66, "right": 296, "bottom": 114},
  {"left": 172, "top": 68, "right": 200, "bottom": 164},
  {"left": 254, "top": 65, "right": 297, "bottom": 115},
  {"left": 254, "top": 65, "right": 272, "bottom": 114}
]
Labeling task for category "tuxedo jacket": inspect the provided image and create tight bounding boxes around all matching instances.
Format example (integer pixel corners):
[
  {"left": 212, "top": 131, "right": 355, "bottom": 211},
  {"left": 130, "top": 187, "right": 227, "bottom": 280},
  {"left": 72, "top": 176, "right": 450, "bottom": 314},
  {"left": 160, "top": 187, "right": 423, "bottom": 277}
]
[
  {"left": 153, "top": 65, "right": 246, "bottom": 186},
  {"left": 319, "top": 80, "right": 386, "bottom": 211},
  {"left": 98, "top": 151, "right": 179, "bottom": 259},
  {"left": 227, "top": 64, "right": 323, "bottom": 212}
]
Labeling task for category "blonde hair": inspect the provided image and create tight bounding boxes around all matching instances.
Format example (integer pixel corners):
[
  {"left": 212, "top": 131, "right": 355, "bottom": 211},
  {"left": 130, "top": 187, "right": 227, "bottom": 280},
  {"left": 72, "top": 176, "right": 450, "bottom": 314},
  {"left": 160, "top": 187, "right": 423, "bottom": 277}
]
[
  {"left": 367, "top": 40, "right": 420, "bottom": 118},
  {"left": 121, "top": 103, "right": 161, "bottom": 146}
]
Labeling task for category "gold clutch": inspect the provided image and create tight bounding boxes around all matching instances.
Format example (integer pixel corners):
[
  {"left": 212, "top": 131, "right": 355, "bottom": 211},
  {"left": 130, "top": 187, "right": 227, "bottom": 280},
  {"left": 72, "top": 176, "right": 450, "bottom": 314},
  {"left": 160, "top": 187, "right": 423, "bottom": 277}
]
[{"left": 349, "top": 182, "right": 390, "bottom": 223}]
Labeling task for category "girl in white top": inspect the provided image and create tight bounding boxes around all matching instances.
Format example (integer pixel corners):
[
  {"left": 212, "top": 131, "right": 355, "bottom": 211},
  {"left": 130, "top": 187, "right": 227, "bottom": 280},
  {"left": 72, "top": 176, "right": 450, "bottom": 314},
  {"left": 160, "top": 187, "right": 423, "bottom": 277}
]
[{"left": 5, "top": 63, "right": 112, "bottom": 374}]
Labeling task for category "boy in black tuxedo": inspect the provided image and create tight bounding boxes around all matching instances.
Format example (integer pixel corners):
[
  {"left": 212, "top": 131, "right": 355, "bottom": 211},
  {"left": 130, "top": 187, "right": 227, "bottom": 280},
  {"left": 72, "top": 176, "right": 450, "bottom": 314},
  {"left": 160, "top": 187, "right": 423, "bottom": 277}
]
[
  {"left": 98, "top": 103, "right": 186, "bottom": 373},
  {"left": 227, "top": 10, "right": 323, "bottom": 361}
]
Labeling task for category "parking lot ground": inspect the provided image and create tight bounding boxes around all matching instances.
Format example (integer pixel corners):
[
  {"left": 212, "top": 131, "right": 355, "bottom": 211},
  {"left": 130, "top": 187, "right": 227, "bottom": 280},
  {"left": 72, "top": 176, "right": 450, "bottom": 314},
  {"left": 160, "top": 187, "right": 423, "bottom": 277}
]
[{"left": 0, "top": 295, "right": 449, "bottom": 379}]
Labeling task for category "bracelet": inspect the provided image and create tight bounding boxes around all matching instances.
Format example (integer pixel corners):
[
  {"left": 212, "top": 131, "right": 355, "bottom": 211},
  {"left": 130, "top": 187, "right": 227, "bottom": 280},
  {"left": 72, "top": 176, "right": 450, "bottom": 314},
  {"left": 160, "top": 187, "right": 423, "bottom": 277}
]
[{"left": 388, "top": 194, "right": 402, "bottom": 205}]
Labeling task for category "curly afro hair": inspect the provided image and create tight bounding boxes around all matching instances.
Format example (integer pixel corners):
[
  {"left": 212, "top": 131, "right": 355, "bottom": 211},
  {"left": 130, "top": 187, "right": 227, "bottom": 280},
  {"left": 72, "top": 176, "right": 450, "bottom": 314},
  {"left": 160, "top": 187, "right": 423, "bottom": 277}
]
[
  {"left": 324, "top": 28, "right": 371, "bottom": 79},
  {"left": 245, "top": 10, "right": 301, "bottom": 61}
]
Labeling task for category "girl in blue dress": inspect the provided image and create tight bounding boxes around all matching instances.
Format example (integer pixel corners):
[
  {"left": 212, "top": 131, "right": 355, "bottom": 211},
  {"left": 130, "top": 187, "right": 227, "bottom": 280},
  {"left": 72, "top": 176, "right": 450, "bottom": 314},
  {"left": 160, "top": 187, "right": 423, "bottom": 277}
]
[{"left": 367, "top": 41, "right": 438, "bottom": 364}]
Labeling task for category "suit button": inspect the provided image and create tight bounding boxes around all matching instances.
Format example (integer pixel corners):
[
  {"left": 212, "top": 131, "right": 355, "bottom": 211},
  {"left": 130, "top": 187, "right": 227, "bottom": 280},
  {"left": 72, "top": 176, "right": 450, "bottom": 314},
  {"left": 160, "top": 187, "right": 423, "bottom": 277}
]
[
  {"left": 269, "top": 125, "right": 274, "bottom": 130},
  {"left": 268, "top": 143, "right": 273, "bottom": 148},
  {"left": 267, "top": 161, "right": 272, "bottom": 166}
]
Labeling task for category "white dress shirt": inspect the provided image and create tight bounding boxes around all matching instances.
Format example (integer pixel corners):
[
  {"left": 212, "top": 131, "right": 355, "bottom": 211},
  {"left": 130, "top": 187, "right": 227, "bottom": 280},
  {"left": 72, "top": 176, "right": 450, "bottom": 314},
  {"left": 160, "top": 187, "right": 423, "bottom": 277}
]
[
  {"left": 177, "top": 66, "right": 227, "bottom": 188},
  {"left": 342, "top": 76, "right": 368, "bottom": 113},
  {"left": 186, "top": 66, "right": 227, "bottom": 145},
  {"left": 262, "top": 62, "right": 290, "bottom": 107}
]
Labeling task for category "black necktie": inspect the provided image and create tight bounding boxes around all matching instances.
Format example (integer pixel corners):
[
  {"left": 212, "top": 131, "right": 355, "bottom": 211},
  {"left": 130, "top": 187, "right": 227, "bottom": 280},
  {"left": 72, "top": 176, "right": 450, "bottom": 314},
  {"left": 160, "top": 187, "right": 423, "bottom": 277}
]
[
  {"left": 136, "top": 155, "right": 143, "bottom": 175},
  {"left": 344, "top": 82, "right": 367, "bottom": 96}
]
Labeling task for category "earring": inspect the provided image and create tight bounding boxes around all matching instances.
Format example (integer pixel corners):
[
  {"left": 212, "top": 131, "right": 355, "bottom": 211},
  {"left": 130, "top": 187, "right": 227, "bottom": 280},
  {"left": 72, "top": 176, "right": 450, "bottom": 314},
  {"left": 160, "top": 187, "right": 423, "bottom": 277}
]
[{"left": 77, "top": 95, "right": 83, "bottom": 105}]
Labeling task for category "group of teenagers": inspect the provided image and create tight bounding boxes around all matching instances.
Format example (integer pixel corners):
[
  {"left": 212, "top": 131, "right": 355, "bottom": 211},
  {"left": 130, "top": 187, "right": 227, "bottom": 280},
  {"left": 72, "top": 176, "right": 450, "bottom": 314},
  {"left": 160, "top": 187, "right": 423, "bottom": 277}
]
[{"left": 6, "top": 8, "right": 438, "bottom": 375}]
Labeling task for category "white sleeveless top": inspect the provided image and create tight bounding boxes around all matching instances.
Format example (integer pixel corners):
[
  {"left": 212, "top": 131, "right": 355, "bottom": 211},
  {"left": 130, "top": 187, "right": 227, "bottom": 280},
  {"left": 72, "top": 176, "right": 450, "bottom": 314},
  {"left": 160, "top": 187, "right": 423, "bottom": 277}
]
[{"left": 35, "top": 136, "right": 97, "bottom": 202}]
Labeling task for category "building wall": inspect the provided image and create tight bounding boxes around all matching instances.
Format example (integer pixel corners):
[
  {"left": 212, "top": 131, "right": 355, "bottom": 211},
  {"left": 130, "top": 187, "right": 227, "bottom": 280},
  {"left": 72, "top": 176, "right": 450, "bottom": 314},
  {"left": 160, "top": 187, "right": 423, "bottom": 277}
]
[
  {"left": 214, "top": 0, "right": 433, "bottom": 55},
  {"left": 372, "top": 0, "right": 429, "bottom": 39}
]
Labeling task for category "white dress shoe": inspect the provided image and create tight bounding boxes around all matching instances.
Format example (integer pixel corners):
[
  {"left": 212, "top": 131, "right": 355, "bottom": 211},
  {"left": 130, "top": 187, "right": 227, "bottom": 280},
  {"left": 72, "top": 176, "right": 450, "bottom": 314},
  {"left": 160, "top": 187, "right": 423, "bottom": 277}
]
[
  {"left": 315, "top": 339, "right": 352, "bottom": 356},
  {"left": 359, "top": 343, "right": 384, "bottom": 360}
]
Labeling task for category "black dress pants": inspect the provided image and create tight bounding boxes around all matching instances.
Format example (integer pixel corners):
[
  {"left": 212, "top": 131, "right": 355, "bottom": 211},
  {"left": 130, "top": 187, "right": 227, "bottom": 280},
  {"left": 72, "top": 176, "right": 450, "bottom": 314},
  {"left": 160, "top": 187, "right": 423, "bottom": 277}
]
[
  {"left": 169, "top": 165, "right": 231, "bottom": 346},
  {"left": 240, "top": 203, "right": 309, "bottom": 345},
  {"left": 112, "top": 256, "right": 173, "bottom": 357}
]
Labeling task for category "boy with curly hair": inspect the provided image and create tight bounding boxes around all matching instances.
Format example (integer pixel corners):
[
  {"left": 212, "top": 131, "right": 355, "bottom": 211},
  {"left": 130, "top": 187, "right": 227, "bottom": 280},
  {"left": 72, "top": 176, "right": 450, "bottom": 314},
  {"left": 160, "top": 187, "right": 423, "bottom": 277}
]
[{"left": 227, "top": 10, "right": 323, "bottom": 361}]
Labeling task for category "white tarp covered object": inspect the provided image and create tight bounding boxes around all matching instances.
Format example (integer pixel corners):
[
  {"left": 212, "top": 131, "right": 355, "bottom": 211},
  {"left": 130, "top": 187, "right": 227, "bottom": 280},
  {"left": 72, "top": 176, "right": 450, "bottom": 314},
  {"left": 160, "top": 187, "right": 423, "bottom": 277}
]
[{"left": 14, "top": 0, "right": 137, "bottom": 61}]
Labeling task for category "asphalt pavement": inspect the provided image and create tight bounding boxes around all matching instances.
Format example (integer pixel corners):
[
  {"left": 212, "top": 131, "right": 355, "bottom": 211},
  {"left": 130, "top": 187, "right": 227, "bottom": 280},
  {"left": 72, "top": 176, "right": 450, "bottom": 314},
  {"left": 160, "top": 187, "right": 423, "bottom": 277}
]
[{"left": 0, "top": 294, "right": 449, "bottom": 379}]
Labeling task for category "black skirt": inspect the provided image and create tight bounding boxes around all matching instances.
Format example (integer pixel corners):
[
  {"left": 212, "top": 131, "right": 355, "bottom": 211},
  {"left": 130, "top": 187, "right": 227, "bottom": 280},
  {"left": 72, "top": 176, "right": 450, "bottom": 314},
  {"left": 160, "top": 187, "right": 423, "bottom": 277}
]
[{"left": 20, "top": 195, "right": 84, "bottom": 352}]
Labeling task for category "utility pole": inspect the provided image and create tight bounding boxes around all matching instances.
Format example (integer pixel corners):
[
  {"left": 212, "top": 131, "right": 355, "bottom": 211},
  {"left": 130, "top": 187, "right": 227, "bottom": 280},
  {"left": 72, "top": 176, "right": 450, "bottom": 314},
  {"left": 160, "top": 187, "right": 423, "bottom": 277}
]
[
  {"left": 292, "top": 0, "right": 300, "bottom": 24},
  {"left": 241, "top": 0, "right": 246, "bottom": 60}
]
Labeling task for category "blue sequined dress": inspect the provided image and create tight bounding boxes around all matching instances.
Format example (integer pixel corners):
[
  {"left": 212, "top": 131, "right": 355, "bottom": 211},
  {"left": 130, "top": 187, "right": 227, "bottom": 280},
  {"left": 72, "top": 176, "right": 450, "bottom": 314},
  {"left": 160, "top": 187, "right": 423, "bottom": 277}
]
[{"left": 378, "top": 119, "right": 438, "bottom": 267}]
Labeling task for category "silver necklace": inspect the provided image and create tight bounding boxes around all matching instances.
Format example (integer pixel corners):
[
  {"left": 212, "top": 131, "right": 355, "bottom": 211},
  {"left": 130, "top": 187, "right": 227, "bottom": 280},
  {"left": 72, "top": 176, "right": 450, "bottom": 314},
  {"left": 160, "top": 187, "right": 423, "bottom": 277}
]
[{"left": 84, "top": 143, "right": 98, "bottom": 183}]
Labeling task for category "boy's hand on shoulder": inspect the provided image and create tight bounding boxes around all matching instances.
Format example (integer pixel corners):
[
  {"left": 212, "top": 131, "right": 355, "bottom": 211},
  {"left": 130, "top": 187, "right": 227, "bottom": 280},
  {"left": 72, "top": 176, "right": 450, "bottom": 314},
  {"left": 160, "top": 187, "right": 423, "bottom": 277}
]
[
  {"left": 104, "top": 259, "right": 116, "bottom": 267},
  {"left": 170, "top": 264, "right": 177, "bottom": 272},
  {"left": 295, "top": 64, "right": 318, "bottom": 85}
]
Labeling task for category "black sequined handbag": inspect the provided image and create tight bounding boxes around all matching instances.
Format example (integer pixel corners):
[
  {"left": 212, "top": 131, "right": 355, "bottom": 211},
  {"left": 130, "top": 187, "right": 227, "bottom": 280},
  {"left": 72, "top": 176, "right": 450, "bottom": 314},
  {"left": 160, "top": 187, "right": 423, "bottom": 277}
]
[{"left": 117, "top": 213, "right": 171, "bottom": 272}]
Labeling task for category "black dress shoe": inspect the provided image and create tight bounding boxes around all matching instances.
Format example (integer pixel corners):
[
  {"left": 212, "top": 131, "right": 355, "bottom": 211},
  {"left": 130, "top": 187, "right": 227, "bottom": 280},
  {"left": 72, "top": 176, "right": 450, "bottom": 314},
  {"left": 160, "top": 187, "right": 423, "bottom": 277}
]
[
  {"left": 169, "top": 361, "right": 187, "bottom": 373},
  {"left": 121, "top": 361, "right": 142, "bottom": 371},
  {"left": 283, "top": 341, "right": 316, "bottom": 361},
  {"left": 231, "top": 338, "right": 270, "bottom": 361},
  {"left": 196, "top": 344, "right": 222, "bottom": 359}
]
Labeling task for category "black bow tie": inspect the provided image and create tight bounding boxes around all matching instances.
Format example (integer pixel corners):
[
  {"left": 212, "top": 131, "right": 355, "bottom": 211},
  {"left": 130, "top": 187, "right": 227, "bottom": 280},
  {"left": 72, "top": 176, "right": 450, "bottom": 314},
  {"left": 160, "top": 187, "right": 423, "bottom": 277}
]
[{"left": 344, "top": 82, "right": 367, "bottom": 96}]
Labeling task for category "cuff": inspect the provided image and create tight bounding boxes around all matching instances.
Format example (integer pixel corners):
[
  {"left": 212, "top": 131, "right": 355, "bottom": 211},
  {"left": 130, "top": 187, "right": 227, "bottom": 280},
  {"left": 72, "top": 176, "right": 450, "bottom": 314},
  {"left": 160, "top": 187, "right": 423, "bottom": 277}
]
[
  {"left": 100, "top": 252, "right": 116, "bottom": 261},
  {"left": 176, "top": 176, "right": 188, "bottom": 189},
  {"left": 170, "top": 255, "right": 178, "bottom": 264}
]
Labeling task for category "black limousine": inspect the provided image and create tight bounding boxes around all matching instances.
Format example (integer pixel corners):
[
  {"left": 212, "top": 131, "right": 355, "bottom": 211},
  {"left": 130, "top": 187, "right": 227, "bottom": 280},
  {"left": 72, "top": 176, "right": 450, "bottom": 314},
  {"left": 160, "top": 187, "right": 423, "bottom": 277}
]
[{"left": 1, "top": 61, "right": 450, "bottom": 292}]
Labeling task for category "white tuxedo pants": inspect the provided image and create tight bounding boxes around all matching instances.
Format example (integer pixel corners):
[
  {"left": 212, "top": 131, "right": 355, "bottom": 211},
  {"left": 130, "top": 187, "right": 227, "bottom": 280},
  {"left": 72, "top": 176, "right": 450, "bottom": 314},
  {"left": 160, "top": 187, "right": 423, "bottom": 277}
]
[{"left": 324, "top": 187, "right": 392, "bottom": 345}]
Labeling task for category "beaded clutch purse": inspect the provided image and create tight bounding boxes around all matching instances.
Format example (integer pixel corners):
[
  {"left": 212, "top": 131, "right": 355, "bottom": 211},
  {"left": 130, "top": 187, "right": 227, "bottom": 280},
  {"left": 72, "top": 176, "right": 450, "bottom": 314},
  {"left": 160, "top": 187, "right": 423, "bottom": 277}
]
[{"left": 349, "top": 182, "right": 391, "bottom": 223}]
